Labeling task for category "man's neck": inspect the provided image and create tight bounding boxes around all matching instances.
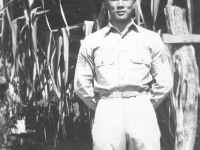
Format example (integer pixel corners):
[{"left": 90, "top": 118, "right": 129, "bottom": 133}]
[{"left": 110, "top": 19, "right": 132, "bottom": 33}]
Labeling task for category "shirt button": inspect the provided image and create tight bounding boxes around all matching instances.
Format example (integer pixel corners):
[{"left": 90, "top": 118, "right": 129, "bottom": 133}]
[
  {"left": 141, "top": 58, "right": 144, "bottom": 61},
  {"left": 101, "top": 61, "right": 104, "bottom": 64}
]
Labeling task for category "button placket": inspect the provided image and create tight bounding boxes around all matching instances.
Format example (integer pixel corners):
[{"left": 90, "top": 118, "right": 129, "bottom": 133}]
[{"left": 118, "top": 38, "right": 123, "bottom": 89}]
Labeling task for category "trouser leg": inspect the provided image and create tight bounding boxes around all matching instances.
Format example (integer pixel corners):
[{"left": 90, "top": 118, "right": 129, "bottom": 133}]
[
  {"left": 92, "top": 98, "right": 126, "bottom": 150},
  {"left": 125, "top": 95, "right": 161, "bottom": 150}
]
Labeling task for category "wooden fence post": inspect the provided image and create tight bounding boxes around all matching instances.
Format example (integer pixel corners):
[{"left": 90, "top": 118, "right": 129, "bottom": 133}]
[{"left": 163, "top": 5, "right": 199, "bottom": 150}]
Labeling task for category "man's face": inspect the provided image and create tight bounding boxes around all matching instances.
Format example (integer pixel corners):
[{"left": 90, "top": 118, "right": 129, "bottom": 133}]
[{"left": 104, "top": 0, "right": 135, "bottom": 23}]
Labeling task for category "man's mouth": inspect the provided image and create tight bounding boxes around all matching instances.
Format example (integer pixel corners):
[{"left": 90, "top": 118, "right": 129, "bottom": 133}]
[{"left": 116, "top": 11, "right": 126, "bottom": 15}]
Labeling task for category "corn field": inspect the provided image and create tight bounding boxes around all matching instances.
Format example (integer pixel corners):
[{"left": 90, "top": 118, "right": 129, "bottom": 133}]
[{"left": 0, "top": 0, "right": 199, "bottom": 150}]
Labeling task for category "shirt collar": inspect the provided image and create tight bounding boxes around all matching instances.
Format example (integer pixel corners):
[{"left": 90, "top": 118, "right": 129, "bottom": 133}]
[{"left": 104, "top": 18, "right": 140, "bottom": 36}]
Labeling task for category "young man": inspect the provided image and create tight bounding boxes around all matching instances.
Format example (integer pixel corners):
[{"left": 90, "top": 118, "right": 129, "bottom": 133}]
[{"left": 74, "top": 0, "right": 173, "bottom": 149}]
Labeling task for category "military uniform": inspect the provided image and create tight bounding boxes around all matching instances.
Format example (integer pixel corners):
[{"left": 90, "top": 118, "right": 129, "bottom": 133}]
[{"left": 74, "top": 19, "right": 173, "bottom": 150}]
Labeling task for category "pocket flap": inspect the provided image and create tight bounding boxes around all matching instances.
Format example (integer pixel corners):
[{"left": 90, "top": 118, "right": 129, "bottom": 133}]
[
  {"left": 95, "top": 57, "right": 115, "bottom": 67},
  {"left": 130, "top": 55, "right": 151, "bottom": 64}
]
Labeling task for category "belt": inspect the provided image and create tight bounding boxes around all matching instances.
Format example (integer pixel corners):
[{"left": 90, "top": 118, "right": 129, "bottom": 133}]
[{"left": 99, "top": 91, "right": 147, "bottom": 99}]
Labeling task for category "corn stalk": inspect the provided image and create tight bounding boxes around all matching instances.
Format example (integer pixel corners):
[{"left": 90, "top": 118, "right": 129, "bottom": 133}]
[
  {"left": 151, "top": 0, "right": 160, "bottom": 31},
  {"left": 134, "top": 0, "right": 145, "bottom": 27},
  {"left": 0, "top": 0, "right": 73, "bottom": 147}
]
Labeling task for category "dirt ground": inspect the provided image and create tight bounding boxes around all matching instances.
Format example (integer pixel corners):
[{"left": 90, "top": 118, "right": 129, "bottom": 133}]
[
  {"left": 3, "top": 133, "right": 200, "bottom": 150},
  {"left": 54, "top": 137, "right": 92, "bottom": 150}
]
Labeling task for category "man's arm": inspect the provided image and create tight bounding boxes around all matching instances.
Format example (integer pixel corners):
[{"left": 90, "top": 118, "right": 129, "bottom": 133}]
[
  {"left": 74, "top": 39, "right": 97, "bottom": 111},
  {"left": 148, "top": 34, "right": 173, "bottom": 109}
]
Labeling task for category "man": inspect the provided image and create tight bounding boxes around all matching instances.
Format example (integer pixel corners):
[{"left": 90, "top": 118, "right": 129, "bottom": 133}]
[{"left": 74, "top": 0, "right": 173, "bottom": 149}]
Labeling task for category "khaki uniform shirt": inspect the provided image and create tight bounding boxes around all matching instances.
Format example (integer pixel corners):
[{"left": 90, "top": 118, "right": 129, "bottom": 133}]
[{"left": 74, "top": 20, "right": 173, "bottom": 110}]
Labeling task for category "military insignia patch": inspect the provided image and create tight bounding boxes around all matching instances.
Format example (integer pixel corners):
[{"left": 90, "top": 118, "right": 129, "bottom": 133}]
[
  {"left": 161, "top": 49, "right": 168, "bottom": 63},
  {"left": 78, "top": 55, "right": 86, "bottom": 67}
]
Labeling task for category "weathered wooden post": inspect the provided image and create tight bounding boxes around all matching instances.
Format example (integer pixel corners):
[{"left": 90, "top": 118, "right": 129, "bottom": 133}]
[{"left": 162, "top": 4, "right": 199, "bottom": 150}]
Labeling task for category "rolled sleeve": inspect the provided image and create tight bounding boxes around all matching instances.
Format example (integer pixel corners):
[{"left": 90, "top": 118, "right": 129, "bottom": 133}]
[
  {"left": 148, "top": 34, "right": 173, "bottom": 109},
  {"left": 74, "top": 39, "right": 97, "bottom": 111}
]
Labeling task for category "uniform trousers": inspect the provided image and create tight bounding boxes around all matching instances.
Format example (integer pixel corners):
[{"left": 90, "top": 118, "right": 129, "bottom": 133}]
[{"left": 92, "top": 95, "right": 161, "bottom": 150}]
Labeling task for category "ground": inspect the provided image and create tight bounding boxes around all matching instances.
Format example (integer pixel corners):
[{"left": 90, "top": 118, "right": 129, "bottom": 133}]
[{"left": 2, "top": 135, "right": 200, "bottom": 150}]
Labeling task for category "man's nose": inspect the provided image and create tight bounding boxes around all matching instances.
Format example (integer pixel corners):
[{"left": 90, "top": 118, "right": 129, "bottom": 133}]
[{"left": 117, "top": 0, "right": 124, "bottom": 8}]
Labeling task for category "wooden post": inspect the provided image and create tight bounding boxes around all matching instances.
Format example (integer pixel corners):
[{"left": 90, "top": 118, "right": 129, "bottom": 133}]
[{"left": 164, "top": 5, "right": 199, "bottom": 150}]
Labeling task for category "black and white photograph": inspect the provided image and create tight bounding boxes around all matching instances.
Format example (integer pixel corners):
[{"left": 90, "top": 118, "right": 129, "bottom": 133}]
[{"left": 0, "top": 0, "right": 200, "bottom": 150}]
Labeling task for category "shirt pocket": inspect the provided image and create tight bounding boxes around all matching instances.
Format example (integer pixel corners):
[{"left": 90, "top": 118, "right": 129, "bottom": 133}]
[
  {"left": 128, "top": 54, "right": 152, "bottom": 81},
  {"left": 130, "top": 54, "right": 151, "bottom": 66},
  {"left": 94, "top": 57, "right": 116, "bottom": 86}
]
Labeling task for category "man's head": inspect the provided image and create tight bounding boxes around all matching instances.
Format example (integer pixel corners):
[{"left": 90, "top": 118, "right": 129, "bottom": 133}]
[{"left": 104, "top": 0, "right": 135, "bottom": 25}]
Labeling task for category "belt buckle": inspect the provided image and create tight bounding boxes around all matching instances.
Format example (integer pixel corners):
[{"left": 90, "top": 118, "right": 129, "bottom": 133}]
[
  {"left": 120, "top": 92, "right": 125, "bottom": 98},
  {"left": 112, "top": 92, "right": 116, "bottom": 98},
  {"left": 112, "top": 92, "right": 123, "bottom": 98},
  {"left": 121, "top": 92, "right": 124, "bottom": 98},
  {"left": 122, "top": 92, "right": 128, "bottom": 98}
]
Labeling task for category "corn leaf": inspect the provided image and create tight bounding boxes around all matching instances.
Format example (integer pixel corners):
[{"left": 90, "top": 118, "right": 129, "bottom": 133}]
[
  {"left": 61, "top": 109, "right": 66, "bottom": 138},
  {"left": 135, "top": 0, "right": 145, "bottom": 27},
  {"left": 10, "top": 17, "right": 19, "bottom": 81},
  {"left": 57, "top": 66, "right": 61, "bottom": 91},
  {"left": 44, "top": 78, "right": 48, "bottom": 102},
  {"left": 84, "top": 21, "right": 94, "bottom": 36},
  {"left": 31, "top": 7, "right": 49, "bottom": 22},
  {"left": 32, "top": 61, "right": 36, "bottom": 90},
  {"left": 52, "top": 33, "right": 58, "bottom": 84},
  {"left": 61, "top": 28, "right": 69, "bottom": 116},
  {"left": 0, "top": 1, "right": 3, "bottom": 37},
  {"left": 41, "top": 73, "right": 46, "bottom": 102},
  {"left": 60, "top": 63, "right": 66, "bottom": 138},
  {"left": 46, "top": 31, "right": 51, "bottom": 73},
  {"left": 31, "top": 17, "right": 40, "bottom": 79},
  {"left": 21, "top": 3, "right": 41, "bottom": 83},
  {"left": 28, "top": 0, "right": 34, "bottom": 8},
  {"left": 18, "top": 66, "right": 23, "bottom": 103},
  {"left": 48, "top": 103, "right": 52, "bottom": 124},
  {"left": 11, "top": 17, "right": 26, "bottom": 79},
  {"left": 57, "top": 100, "right": 61, "bottom": 131},
  {"left": 59, "top": 0, "right": 68, "bottom": 27},
  {"left": 51, "top": 47, "right": 56, "bottom": 79},
  {"left": 0, "top": 7, "right": 9, "bottom": 84},
  {"left": 41, "top": 0, "right": 51, "bottom": 31},
  {"left": 0, "top": 0, "right": 13, "bottom": 15},
  {"left": 0, "top": 0, "right": 3, "bottom": 9},
  {"left": 68, "top": 23, "right": 84, "bottom": 30},
  {"left": 151, "top": 0, "right": 160, "bottom": 31},
  {"left": 61, "top": 28, "right": 69, "bottom": 85},
  {"left": 56, "top": 35, "right": 62, "bottom": 90},
  {"left": 47, "top": 32, "right": 61, "bottom": 98},
  {"left": 22, "top": 0, "right": 30, "bottom": 27},
  {"left": 186, "top": 0, "right": 194, "bottom": 33}
]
